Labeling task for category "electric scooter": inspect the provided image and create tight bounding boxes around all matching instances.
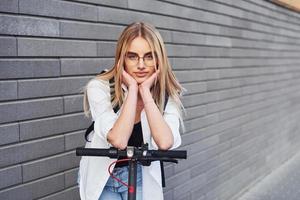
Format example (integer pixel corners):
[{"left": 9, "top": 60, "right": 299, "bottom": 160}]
[{"left": 76, "top": 143, "right": 187, "bottom": 200}]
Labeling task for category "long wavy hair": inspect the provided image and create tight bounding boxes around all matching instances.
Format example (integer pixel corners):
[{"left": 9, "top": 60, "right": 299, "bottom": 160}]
[{"left": 83, "top": 21, "right": 185, "bottom": 126}]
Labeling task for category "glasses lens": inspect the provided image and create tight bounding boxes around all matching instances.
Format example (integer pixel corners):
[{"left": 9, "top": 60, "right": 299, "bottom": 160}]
[
  {"left": 144, "top": 54, "right": 154, "bottom": 66},
  {"left": 126, "top": 53, "right": 138, "bottom": 65}
]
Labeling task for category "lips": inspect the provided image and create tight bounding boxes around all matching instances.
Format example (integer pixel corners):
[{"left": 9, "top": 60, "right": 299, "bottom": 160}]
[{"left": 135, "top": 72, "right": 148, "bottom": 77}]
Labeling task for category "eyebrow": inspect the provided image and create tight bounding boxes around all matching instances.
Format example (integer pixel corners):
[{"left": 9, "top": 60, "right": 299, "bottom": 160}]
[{"left": 127, "top": 51, "right": 152, "bottom": 55}]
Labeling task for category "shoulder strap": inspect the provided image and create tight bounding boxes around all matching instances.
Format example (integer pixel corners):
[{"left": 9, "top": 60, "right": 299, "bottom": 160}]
[
  {"left": 109, "top": 76, "right": 120, "bottom": 113},
  {"left": 163, "top": 93, "right": 169, "bottom": 111}
]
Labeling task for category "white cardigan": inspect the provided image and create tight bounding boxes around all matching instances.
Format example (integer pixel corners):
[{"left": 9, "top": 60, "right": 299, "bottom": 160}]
[{"left": 78, "top": 78, "right": 182, "bottom": 200}]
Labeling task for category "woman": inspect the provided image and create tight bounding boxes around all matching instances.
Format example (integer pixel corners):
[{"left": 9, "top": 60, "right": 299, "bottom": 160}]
[{"left": 79, "top": 21, "right": 185, "bottom": 200}]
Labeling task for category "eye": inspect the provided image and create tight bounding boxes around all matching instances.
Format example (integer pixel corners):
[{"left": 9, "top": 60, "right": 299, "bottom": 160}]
[
  {"left": 127, "top": 53, "right": 138, "bottom": 60},
  {"left": 144, "top": 54, "right": 153, "bottom": 60}
]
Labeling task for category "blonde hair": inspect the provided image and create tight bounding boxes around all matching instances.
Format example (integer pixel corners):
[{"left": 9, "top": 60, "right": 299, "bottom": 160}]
[{"left": 83, "top": 21, "right": 185, "bottom": 128}]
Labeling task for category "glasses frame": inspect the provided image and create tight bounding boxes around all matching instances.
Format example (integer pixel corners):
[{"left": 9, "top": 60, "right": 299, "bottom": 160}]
[{"left": 125, "top": 51, "right": 158, "bottom": 67}]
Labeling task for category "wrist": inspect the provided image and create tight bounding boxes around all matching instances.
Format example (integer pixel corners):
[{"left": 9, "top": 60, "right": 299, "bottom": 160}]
[
  {"left": 143, "top": 99, "right": 155, "bottom": 106},
  {"left": 139, "top": 86, "right": 151, "bottom": 98},
  {"left": 128, "top": 84, "right": 138, "bottom": 91}
]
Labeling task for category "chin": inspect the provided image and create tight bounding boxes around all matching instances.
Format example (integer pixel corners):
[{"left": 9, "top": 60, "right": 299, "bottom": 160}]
[{"left": 134, "top": 76, "right": 148, "bottom": 84}]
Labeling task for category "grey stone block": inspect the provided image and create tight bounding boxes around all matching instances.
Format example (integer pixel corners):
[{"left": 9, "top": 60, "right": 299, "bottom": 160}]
[
  {"left": 184, "top": 114, "right": 217, "bottom": 133},
  {"left": 176, "top": 193, "right": 192, "bottom": 200},
  {"left": 0, "top": 81, "right": 17, "bottom": 101},
  {"left": 0, "top": 123, "right": 19, "bottom": 146},
  {"left": 38, "top": 186, "right": 80, "bottom": 200},
  {"left": 163, "top": 190, "right": 173, "bottom": 200},
  {"left": 65, "top": 130, "right": 85, "bottom": 151},
  {"left": 182, "top": 82, "right": 207, "bottom": 95},
  {"left": 218, "top": 88, "right": 242, "bottom": 102},
  {"left": 0, "top": 97, "right": 63, "bottom": 124},
  {"left": 206, "top": 159, "right": 232, "bottom": 182},
  {"left": 218, "top": 127, "right": 242, "bottom": 144},
  {"left": 171, "top": 31, "right": 204, "bottom": 46},
  {"left": 18, "top": 77, "right": 91, "bottom": 99},
  {"left": 128, "top": 0, "right": 182, "bottom": 21},
  {"left": 72, "top": 0, "right": 127, "bottom": 7},
  {"left": 60, "top": 21, "right": 123, "bottom": 40},
  {"left": 17, "top": 98, "right": 63, "bottom": 120},
  {"left": 174, "top": 70, "right": 207, "bottom": 83},
  {"left": 173, "top": 173, "right": 206, "bottom": 197},
  {"left": 0, "top": 173, "right": 65, "bottom": 200},
  {"left": 165, "top": 170, "right": 190, "bottom": 189},
  {"left": 0, "top": 0, "right": 18, "bottom": 13},
  {"left": 19, "top": 113, "right": 90, "bottom": 141},
  {"left": 190, "top": 156, "right": 219, "bottom": 179},
  {"left": 98, "top": 6, "right": 152, "bottom": 24},
  {"left": 206, "top": 79, "right": 241, "bottom": 91},
  {"left": 163, "top": 164, "right": 174, "bottom": 179},
  {"left": 182, "top": 93, "right": 207, "bottom": 107},
  {"left": 0, "top": 14, "right": 59, "bottom": 36},
  {"left": 188, "top": 135, "right": 219, "bottom": 155},
  {"left": 157, "top": 29, "right": 173, "bottom": 43},
  {"left": 206, "top": 69, "right": 220, "bottom": 80},
  {"left": 0, "top": 59, "right": 60, "bottom": 79},
  {"left": 165, "top": 44, "right": 190, "bottom": 57},
  {"left": 0, "top": 135, "right": 65, "bottom": 168},
  {"left": 181, "top": 130, "right": 206, "bottom": 147},
  {"left": 97, "top": 41, "right": 117, "bottom": 57},
  {"left": 0, "top": 37, "right": 17, "bottom": 57},
  {"left": 171, "top": 57, "right": 233, "bottom": 70},
  {"left": 23, "top": 151, "right": 80, "bottom": 182},
  {"left": 19, "top": 0, "right": 98, "bottom": 21},
  {"left": 184, "top": 105, "right": 207, "bottom": 121},
  {"left": 0, "top": 165, "right": 22, "bottom": 189},
  {"left": 0, "top": 102, "right": 17, "bottom": 124},
  {"left": 152, "top": 14, "right": 201, "bottom": 33},
  {"left": 64, "top": 95, "right": 83, "bottom": 114},
  {"left": 18, "top": 38, "right": 97, "bottom": 57},
  {"left": 60, "top": 58, "right": 113, "bottom": 75},
  {"left": 128, "top": 0, "right": 233, "bottom": 39},
  {"left": 65, "top": 168, "right": 79, "bottom": 188},
  {"left": 174, "top": 150, "right": 207, "bottom": 174}
]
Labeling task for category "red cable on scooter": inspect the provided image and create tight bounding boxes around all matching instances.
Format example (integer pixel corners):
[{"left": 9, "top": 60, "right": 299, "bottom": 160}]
[{"left": 107, "top": 159, "right": 135, "bottom": 193}]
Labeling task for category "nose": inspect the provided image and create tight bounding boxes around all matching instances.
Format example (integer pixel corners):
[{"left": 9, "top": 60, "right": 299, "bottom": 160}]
[{"left": 137, "top": 58, "right": 146, "bottom": 69}]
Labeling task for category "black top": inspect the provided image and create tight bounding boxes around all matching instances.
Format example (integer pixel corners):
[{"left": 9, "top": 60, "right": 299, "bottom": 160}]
[{"left": 114, "top": 121, "right": 144, "bottom": 168}]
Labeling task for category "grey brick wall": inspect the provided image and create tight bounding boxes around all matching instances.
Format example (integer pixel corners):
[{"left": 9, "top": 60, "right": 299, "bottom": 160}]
[{"left": 1, "top": 0, "right": 300, "bottom": 199}]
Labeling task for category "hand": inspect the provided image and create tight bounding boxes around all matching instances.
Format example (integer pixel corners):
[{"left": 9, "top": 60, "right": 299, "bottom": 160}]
[
  {"left": 139, "top": 70, "right": 160, "bottom": 103},
  {"left": 122, "top": 70, "right": 138, "bottom": 90},
  {"left": 139, "top": 70, "right": 160, "bottom": 91}
]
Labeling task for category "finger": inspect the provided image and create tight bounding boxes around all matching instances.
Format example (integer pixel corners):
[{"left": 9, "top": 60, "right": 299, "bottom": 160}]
[
  {"left": 121, "top": 70, "right": 128, "bottom": 83},
  {"left": 153, "top": 69, "right": 160, "bottom": 84},
  {"left": 149, "top": 70, "right": 159, "bottom": 79},
  {"left": 152, "top": 70, "right": 160, "bottom": 81}
]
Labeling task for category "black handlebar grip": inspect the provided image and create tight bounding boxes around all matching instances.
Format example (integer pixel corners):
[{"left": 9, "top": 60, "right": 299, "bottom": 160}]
[
  {"left": 76, "top": 147, "right": 118, "bottom": 158},
  {"left": 149, "top": 150, "right": 187, "bottom": 159}
]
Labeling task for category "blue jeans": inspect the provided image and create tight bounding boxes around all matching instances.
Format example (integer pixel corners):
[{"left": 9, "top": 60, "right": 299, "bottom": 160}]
[{"left": 99, "top": 164, "right": 143, "bottom": 200}]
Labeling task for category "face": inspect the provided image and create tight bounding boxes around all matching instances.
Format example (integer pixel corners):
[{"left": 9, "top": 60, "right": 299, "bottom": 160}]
[{"left": 124, "top": 36, "right": 157, "bottom": 84}]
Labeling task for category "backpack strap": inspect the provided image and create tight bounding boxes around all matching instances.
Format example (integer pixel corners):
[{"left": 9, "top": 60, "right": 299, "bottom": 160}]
[
  {"left": 84, "top": 121, "right": 94, "bottom": 142},
  {"left": 160, "top": 93, "right": 169, "bottom": 188},
  {"left": 109, "top": 76, "right": 120, "bottom": 113}
]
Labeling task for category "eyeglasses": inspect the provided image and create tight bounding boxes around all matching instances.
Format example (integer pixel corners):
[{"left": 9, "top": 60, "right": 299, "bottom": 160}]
[{"left": 125, "top": 51, "right": 157, "bottom": 67}]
